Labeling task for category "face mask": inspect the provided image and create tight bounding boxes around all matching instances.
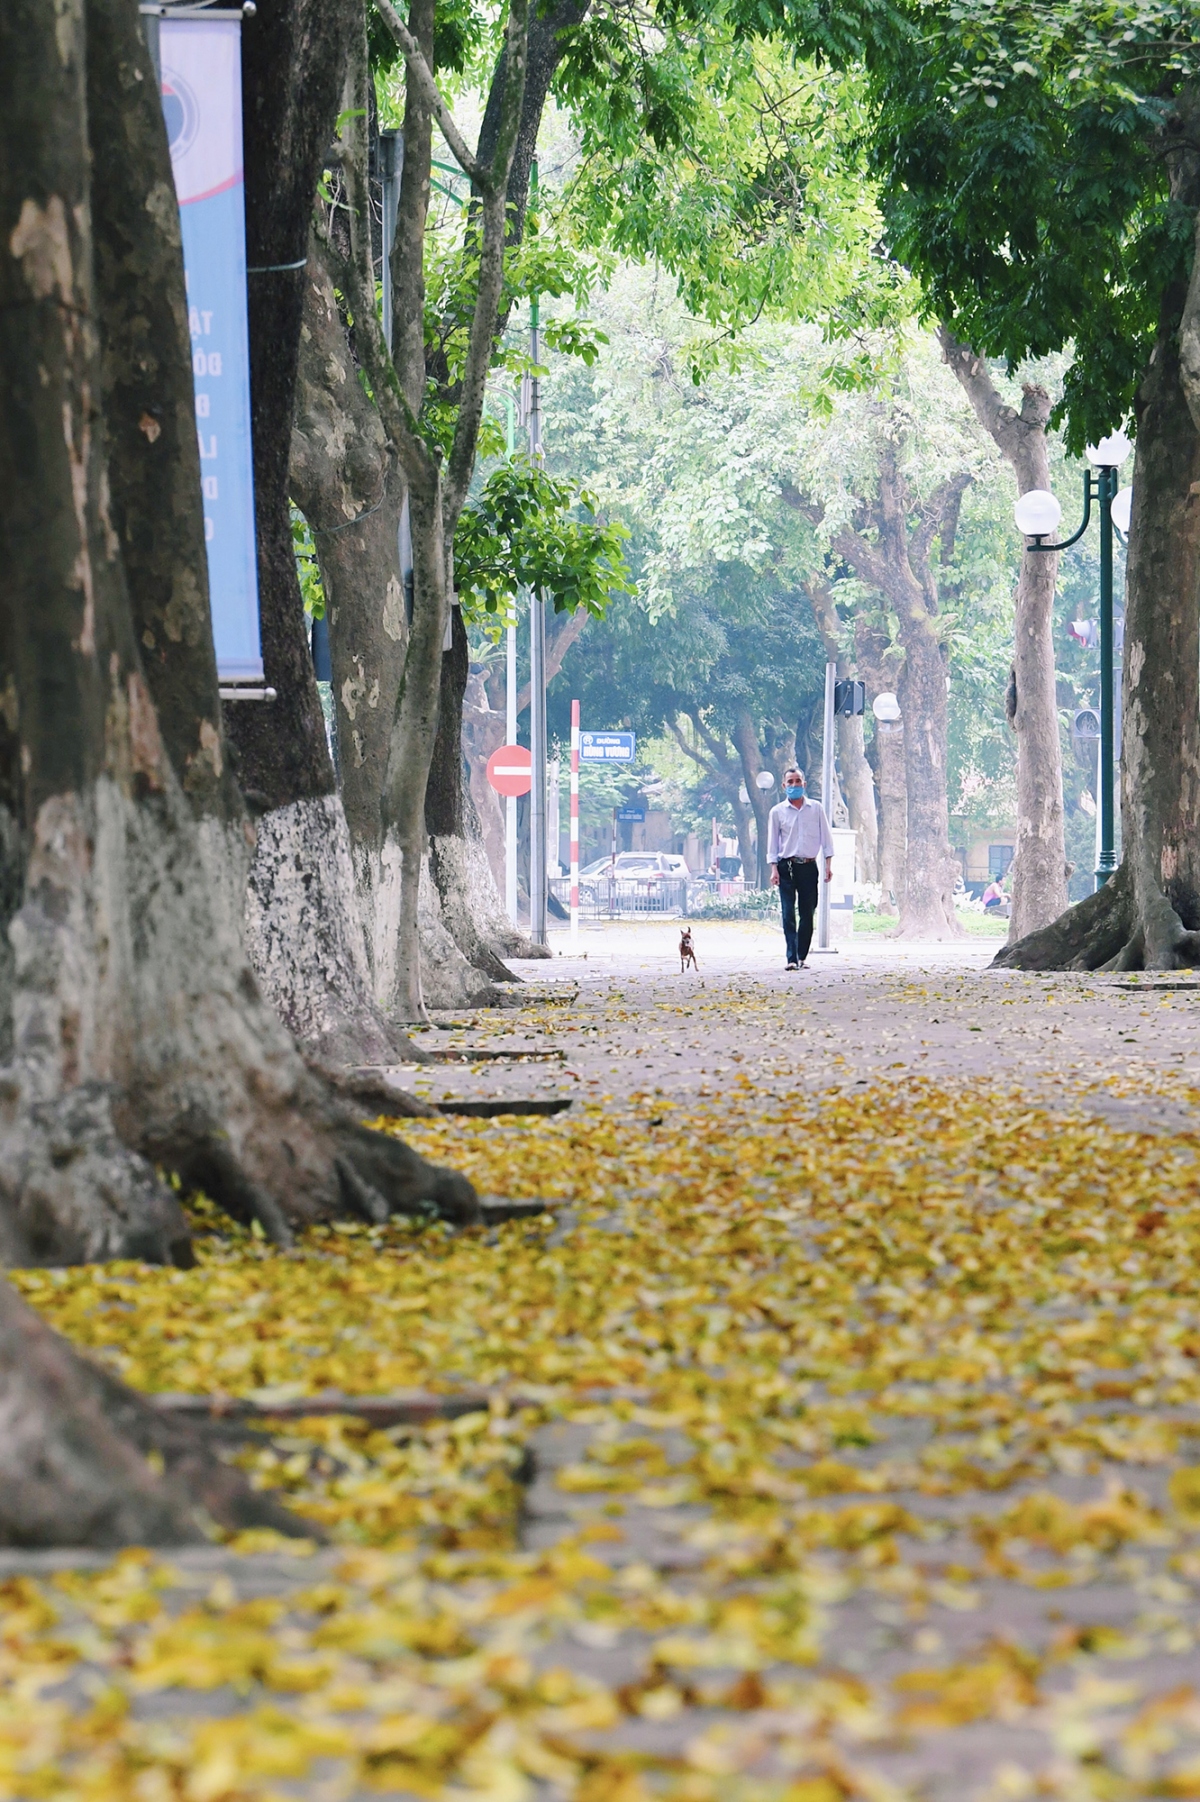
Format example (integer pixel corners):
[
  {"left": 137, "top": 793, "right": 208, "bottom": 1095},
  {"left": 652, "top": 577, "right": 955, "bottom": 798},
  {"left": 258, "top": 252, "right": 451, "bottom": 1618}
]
[{"left": 785, "top": 784, "right": 805, "bottom": 800}]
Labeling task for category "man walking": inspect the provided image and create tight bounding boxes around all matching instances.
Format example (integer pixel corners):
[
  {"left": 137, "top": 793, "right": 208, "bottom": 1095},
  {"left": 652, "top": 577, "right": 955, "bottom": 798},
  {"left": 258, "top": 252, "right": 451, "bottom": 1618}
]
[{"left": 767, "top": 767, "right": 834, "bottom": 970}]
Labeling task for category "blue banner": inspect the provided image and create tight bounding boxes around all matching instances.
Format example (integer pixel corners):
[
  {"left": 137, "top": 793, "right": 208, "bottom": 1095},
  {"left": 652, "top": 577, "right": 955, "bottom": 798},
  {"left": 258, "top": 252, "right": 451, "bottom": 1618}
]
[{"left": 161, "top": 19, "right": 262, "bottom": 681}]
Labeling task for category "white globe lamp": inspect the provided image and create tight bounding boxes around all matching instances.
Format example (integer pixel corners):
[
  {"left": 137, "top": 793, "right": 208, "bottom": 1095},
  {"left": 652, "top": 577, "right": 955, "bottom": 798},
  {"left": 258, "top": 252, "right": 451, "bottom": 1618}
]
[
  {"left": 1112, "top": 487, "right": 1132, "bottom": 535},
  {"left": 755, "top": 771, "right": 775, "bottom": 790},
  {"left": 1013, "top": 490, "right": 1062, "bottom": 538},
  {"left": 872, "top": 692, "right": 901, "bottom": 723},
  {"left": 1086, "top": 428, "right": 1132, "bottom": 468}
]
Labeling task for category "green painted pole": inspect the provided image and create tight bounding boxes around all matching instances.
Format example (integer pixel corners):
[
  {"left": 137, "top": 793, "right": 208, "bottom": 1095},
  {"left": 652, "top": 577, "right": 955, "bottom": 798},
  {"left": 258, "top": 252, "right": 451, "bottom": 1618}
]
[{"left": 1096, "top": 466, "right": 1118, "bottom": 889}]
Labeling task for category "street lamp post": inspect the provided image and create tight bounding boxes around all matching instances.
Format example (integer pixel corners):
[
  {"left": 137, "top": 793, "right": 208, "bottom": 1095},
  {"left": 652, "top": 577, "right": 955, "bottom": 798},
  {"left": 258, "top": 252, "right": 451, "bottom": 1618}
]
[{"left": 1013, "top": 430, "right": 1132, "bottom": 891}]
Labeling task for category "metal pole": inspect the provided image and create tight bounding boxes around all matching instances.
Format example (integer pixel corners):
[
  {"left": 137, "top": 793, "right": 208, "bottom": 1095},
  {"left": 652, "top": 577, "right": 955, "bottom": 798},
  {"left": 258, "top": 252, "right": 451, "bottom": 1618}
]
[
  {"left": 818, "top": 658, "right": 835, "bottom": 949},
  {"left": 1096, "top": 467, "right": 1118, "bottom": 888},
  {"left": 526, "top": 157, "right": 548, "bottom": 946},
  {"left": 503, "top": 393, "right": 519, "bottom": 925},
  {"left": 548, "top": 756, "right": 561, "bottom": 875},
  {"left": 527, "top": 599, "right": 547, "bottom": 945},
  {"left": 570, "top": 699, "right": 580, "bottom": 946},
  {"left": 505, "top": 603, "right": 518, "bottom": 923}
]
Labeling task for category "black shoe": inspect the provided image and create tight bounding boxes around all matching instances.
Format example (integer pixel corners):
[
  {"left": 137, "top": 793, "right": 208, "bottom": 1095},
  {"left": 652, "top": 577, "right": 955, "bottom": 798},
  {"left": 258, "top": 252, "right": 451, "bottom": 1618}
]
[{"left": 786, "top": 960, "right": 799, "bottom": 970}]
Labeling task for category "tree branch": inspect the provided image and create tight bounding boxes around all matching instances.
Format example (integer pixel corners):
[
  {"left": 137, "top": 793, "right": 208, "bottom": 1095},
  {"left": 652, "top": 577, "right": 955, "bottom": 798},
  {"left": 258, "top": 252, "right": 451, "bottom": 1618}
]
[
  {"left": 802, "top": 577, "right": 840, "bottom": 661},
  {"left": 1181, "top": 209, "right": 1200, "bottom": 433},
  {"left": 938, "top": 323, "right": 1052, "bottom": 492},
  {"left": 313, "top": 194, "right": 430, "bottom": 493},
  {"left": 686, "top": 707, "right": 739, "bottom": 774},
  {"left": 373, "top": 0, "right": 485, "bottom": 188},
  {"left": 516, "top": 603, "right": 587, "bottom": 714},
  {"left": 910, "top": 471, "right": 973, "bottom": 578},
  {"left": 443, "top": 0, "right": 530, "bottom": 528},
  {"left": 664, "top": 715, "right": 716, "bottom": 777},
  {"left": 779, "top": 478, "right": 897, "bottom": 600}
]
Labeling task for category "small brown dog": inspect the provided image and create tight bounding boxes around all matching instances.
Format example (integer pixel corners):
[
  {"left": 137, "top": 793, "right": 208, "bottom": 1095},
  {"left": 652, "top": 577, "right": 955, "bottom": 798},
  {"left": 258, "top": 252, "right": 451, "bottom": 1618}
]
[{"left": 679, "top": 928, "right": 698, "bottom": 972}]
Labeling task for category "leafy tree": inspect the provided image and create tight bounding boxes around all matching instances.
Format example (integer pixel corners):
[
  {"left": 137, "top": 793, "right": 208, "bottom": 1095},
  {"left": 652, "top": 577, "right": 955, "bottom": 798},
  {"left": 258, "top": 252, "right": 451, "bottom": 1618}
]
[
  {"left": 732, "top": 0, "right": 1200, "bottom": 967},
  {"left": 535, "top": 270, "right": 1024, "bottom": 913},
  {"left": 454, "top": 457, "right": 632, "bottom": 619}
]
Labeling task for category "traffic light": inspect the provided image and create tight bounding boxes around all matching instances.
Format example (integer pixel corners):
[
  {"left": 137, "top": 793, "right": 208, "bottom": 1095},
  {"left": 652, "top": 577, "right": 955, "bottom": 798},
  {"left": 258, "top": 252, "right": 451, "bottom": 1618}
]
[{"left": 833, "top": 679, "right": 865, "bottom": 716}]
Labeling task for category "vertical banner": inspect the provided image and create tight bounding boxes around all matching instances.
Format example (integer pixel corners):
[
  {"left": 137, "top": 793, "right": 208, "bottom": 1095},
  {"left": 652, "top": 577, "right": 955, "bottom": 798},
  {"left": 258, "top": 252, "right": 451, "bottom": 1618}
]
[{"left": 160, "top": 19, "right": 262, "bottom": 681}]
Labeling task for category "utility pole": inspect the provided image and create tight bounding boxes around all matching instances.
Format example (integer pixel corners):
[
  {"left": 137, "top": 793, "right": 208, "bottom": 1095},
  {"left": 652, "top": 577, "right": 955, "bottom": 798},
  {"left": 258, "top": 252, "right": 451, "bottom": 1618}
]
[
  {"left": 500, "top": 394, "right": 519, "bottom": 924},
  {"left": 817, "top": 659, "right": 836, "bottom": 949},
  {"left": 527, "top": 157, "right": 548, "bottom": 947},
  {"left": 570, "top": 699, "right": 580, "bottom": 947}
]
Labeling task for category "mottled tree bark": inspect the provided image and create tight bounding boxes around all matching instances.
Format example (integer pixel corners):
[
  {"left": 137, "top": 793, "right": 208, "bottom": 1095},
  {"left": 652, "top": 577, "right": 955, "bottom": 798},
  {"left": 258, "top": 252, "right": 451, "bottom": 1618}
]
[
  {"left": 287, "top": 241, "right": 428, "bottom": 1033},
  {"left": 668, "top": 715, "right": 757, "bottom": 879},
  {"left": 733, "top": 710, "right": 772, "bottom": 887},
  {"left": 328, "top": 0, "right": 530, "bottom": 1019},
  {"left": 0, "top": 0, "right": 472, "bottom": 1550},
  {"left": 0, "top": 1281, "right": 304, "bottom": 1547},
  {"left": 939, "top": 329, "right": 1068, "bottom": 941},
  {"left": 292, "top": 0, "right": 587, "bottom": 1008},
  {"left": 0, "top": 0, "right": 474, "bottom": 1269},
  {"left": 998, "top": 103, "right": 1200, "bottom": 972},
  {"left": 215, "top": 0, "right": 403, "bottom": 1064},
  {"left": 856, "top": 610, "right": 907, "bottom": 911},
  {"left": 784, "top": 456, "right": 963, "bottom": 935}
]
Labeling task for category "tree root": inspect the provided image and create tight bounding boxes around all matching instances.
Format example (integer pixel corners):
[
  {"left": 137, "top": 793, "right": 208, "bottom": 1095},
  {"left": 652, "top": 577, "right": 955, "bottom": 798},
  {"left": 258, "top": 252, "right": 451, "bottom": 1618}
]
[
  {"left": 0, "top": 1280, "right": 310, "bottom": 1547},
  {"left": 134, "top": 1092, "right": 481, "bottom": 1252},
  {"left": 0, "top": 1079, "right": 194, "bottom": 1268},
  {"left": 992, "top": 865, "right": 1132, "bottom": 970},
  {"left": 0, "top": 1066, "right": 477, "bottom": 1267},
  {"left": 991, "top": 863, "right": 1200, "bottom": 973}
]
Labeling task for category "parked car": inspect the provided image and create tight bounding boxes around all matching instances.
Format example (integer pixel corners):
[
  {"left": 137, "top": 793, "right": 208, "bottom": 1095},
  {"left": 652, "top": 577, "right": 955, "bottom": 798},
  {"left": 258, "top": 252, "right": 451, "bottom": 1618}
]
[
  {"left": 580, "top": 852, "right": 688, "bottom": 883},
  {"left": 573, "top": 851, "right": 695, "bottom": 918}
]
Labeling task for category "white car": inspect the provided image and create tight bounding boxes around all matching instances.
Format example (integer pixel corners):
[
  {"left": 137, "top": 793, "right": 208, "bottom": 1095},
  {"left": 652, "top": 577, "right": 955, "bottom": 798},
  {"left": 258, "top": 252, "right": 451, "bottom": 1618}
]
[{"left": 581, "top": 853, "right": 688, "bottom": 881}]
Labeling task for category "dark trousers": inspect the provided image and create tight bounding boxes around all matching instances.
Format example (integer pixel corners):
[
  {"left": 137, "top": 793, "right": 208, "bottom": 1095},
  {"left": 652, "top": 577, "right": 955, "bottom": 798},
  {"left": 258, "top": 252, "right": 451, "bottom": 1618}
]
[{"left": 778, "top": 858, "right": 819, "bottom": 963}]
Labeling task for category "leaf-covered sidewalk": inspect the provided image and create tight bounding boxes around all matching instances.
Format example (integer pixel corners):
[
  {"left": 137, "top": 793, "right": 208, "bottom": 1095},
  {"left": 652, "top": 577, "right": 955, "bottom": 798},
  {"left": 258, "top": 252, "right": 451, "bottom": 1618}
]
[{"left": 7, "top": 961, "right": 1200, "bottom": 1800}]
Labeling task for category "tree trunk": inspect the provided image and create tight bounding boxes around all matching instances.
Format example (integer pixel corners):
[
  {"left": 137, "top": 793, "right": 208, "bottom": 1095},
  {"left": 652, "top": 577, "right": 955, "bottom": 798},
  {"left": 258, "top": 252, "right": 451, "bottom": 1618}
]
[
  {"left": 424, "top": 608, "right": 520, "bottom": 999},
  {"left": 998, "top": 115, "right": 1200, "bottom": 972},
  {"left": 383, "top": 472, "right": 453, "bottom": 1018},
  {"left": 466, "top": 670, "right": 513, "bottom": 892},
  {"left": 813, "top": 447, "right": 964, "bottom": 936},
  {"left": 896, "top": 610, "right": 957, "bottom": 935},
  {"left": 291, "top": 244, "right": 406, "bottom": 859},
  {"left": 411, "top": 0, "right": 590, "bottom": 973},
  {"left": 877, "top": 453, "right": 963, "bottom": 936},
  {"left": 219, "top": 0, "right": 399, "bottom": 1064},
  {"left": 0, "top": 0, "right": 474, "bottom": 1549},
  {"left": 0, "top": 1281, "right": 305, "bottom": 1547},
  {"left": 0, "top": 0, "right": 476, "bottom": 1274},
  {"left": 288, "top": 242, "right": 418, "bottom": 1049},
  {"left": 939, "top": 330, "right": 1068, "bottom": 940},
  {"left": 876, "top": 721, "right": 907, "bottom": 911},
  {"left": 733, "top": 709, "right": 771, "bottom": 887}
]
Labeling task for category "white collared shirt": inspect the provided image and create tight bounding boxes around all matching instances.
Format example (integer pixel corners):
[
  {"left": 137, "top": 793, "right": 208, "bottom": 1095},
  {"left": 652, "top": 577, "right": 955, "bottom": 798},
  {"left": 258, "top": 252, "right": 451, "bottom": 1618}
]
[{"left": 767, "top": 796, "right": 834, "bottom": 863}]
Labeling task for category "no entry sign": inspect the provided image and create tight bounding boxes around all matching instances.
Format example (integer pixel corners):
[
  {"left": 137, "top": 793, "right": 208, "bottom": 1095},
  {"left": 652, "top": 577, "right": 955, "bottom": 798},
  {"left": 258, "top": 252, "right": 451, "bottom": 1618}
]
[{"left": 487, "top": 743, "right": 532, "bottom": 798}]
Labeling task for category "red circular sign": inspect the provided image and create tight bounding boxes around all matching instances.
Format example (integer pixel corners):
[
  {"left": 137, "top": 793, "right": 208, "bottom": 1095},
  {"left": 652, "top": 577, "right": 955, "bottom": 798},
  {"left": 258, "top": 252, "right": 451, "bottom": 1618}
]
[{"left": 486, "top": 742, "right": 532, "bottom": 797}]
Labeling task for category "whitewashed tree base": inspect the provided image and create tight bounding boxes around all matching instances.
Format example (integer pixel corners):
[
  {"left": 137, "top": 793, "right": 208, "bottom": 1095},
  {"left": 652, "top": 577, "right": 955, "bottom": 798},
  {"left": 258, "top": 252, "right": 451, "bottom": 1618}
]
[{"left": 244, "top": 796, "right": 412, "bottom": 1065}]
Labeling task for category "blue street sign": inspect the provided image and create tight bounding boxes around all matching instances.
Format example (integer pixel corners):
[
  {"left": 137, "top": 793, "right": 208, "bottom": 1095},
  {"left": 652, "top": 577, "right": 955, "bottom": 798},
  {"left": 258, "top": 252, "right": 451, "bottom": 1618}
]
[
  {"left": 580, "top": 731, "right": 636, "bottom": 763},
  {"left": 616, "top": 806, "right": 645, "bottom": 822}
]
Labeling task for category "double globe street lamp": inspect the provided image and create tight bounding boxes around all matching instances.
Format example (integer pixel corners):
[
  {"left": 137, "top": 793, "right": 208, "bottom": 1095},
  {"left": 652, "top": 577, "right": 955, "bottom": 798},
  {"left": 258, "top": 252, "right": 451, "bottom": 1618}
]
[{"left": 1013, "top": 430, "right": 1133, "bottom": 891}]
